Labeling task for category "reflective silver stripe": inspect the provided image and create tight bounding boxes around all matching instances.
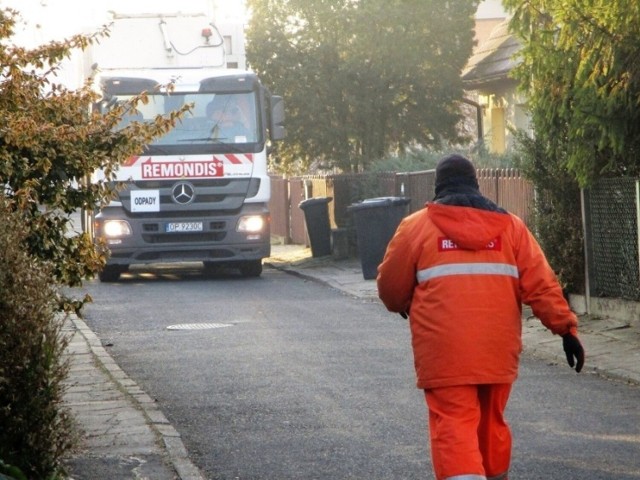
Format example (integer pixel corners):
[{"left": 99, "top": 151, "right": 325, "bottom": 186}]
[
  {"left": 416, "top": 262, "right": 519, "bottom": 283},
  {"left": 445, "top": 475, "right": 486, "bottom": 480}
]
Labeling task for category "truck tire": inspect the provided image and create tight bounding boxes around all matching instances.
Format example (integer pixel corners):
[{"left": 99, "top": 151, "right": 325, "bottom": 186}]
[
  {"left": 239, "top": 260, "right": 262, "bottom": 278},
  {"left": 99, "top": 265, "right": 123, "bottom": 282}
]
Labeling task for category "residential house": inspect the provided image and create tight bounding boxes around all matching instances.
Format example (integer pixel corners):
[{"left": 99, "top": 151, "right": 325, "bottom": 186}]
[{"left": 462, "top": 20, "right": 528, "bottom": 154}]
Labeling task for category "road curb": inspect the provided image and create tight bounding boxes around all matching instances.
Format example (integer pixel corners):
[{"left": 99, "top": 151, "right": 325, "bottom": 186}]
[
  {"left": 69, "top": 315, "right": 206, "bottom": 480},
  {"left": 265, "top": 259, "right": 380, "bottom": 301}
]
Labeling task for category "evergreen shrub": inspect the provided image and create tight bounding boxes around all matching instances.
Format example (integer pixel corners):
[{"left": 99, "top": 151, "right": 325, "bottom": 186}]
[
  {"left": 0, "top": 199, "right": 76, "bottom": 479},
  {"left": 513, "top": 131, "right": 585, "bottom": 293},
  {"left": 369, "top": 147, "right": 519, "bottom": 173}
]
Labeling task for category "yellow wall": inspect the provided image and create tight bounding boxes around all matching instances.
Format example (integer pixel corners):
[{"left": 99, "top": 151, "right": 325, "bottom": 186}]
[
  {"left": 478, "top": 87, "right": 530, "bottom": 154},
  {"left": 490, "top": 106, "right": 506, "bottom": 153}
]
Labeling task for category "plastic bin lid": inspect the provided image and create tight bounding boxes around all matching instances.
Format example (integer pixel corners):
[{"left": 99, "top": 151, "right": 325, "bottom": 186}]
[
  {"left": 347, "top": 196, "right": 410, "bottom": 211},
  {"left": 299, "top": 196, "right": 333, "bottom": 208}
]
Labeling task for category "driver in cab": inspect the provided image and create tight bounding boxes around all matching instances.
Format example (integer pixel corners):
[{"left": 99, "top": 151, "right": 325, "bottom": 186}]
[{"left": 206, "top": 99, "right": 248, "bottom": 142}]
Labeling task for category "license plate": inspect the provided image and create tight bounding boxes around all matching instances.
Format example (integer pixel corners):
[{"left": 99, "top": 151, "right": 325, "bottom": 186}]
[{"left": 165, "top": 222, "right": 203, "bottom": 233}]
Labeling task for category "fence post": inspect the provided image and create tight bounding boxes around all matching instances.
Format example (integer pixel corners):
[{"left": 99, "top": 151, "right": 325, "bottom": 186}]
[
  {"left": 580, "top": 188, "right": 591, "bottom": 315},
  {"left": 396, "top": 172, "right": 409, "bottom": 209},
  {"left": 636, "top": 180, "right": 640, "bottom": 302}
]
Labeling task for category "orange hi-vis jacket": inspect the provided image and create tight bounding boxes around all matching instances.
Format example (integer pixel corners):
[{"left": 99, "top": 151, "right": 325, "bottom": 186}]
[{"left": 377, "top": 203, "right": 578, "bottom": 389}]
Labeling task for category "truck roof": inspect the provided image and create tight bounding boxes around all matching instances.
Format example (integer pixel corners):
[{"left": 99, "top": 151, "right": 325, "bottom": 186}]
[
  {"left": 90, "top": 12, "right": 232, "bottom": 70},
  {"left": 96, "top": 68, "right": 257, "bottom": 92}
]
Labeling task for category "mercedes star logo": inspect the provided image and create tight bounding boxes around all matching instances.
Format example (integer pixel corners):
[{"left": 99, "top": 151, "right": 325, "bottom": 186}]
[{"left": 171, "top": 182, "right": 196, "bottom": 205}]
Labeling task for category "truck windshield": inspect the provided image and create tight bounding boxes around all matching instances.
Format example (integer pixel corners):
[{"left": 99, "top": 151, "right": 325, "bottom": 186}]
[{"left": 115, "top": 91, "right": 260, "bottom": 148}]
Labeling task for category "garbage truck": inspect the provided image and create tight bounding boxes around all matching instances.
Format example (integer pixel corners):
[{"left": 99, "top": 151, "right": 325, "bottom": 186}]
[{"left": 86, "top": 12, "right": 285, "bottom": 281}]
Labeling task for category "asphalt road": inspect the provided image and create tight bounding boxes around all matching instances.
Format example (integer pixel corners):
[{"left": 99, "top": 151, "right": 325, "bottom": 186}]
[{"left": 75, "top": 263, "right": 640, "bottom": 480}]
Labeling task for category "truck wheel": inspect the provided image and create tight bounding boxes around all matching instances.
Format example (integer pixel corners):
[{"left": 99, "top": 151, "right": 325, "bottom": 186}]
[
  {"left": 239, "top": 260, "right": 262, "bottom": 278},
  {"left": 99, "top": 265, "right": 122, "bottom": 282}
]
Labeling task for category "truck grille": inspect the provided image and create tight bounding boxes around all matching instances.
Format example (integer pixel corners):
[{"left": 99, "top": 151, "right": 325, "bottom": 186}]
[
  {"left": 142, "top": 232, "right": 226, "bottom": 243},
  {"left": 119, "top": 179, "right": 250, "bottom": 215}
]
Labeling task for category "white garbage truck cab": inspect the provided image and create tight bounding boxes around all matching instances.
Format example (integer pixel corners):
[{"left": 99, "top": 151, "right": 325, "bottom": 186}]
[{"left": 88, "top": 13, "right": 285, "bottom": 281}]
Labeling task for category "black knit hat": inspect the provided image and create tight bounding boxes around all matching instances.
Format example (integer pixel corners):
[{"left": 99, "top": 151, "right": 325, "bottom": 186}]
[{"left": 434, "top": 154, "right": 479, "bottom": 195}]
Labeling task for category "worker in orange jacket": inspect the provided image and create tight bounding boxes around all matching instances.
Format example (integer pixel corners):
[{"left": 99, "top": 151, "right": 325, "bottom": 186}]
[{"left": 377, "top": 154, "right": 585, "bottom": 480}]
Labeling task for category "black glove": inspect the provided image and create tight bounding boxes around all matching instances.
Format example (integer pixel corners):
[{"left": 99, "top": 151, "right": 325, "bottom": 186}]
[{"left": 562, "top": 333, "right": 585, "bottom": 373}]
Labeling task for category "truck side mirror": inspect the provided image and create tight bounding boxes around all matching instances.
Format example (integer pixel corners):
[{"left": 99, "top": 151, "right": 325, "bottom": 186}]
[{"left": 269, "top": 95, "right": 286, "bottom": 141}]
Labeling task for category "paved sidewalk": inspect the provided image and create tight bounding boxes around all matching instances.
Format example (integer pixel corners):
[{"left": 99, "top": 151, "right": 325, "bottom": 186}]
[
  {"left": 63, "top": 316, "right": 204, "bottom": 480},
  {"left": 62, "top": 243, "right": 640, "bottom": 479}
]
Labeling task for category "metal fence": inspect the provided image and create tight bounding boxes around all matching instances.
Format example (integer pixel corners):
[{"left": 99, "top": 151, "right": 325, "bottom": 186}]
[
  {"left": 269, "top": 169, "right": 533, "bottom": 246},
  {"left": 583, "top": 178, "right": 640, "bottom": 301},
  {"left": 270, "top": 173, "right": 640, "bottom": 303}
]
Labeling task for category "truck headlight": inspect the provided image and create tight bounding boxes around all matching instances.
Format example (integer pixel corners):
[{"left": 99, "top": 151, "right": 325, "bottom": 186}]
[
  {"left": 237, "top": 215, "right": 265, "bottom": 233},
  {"left": 103, "top": 219, "right": 132, "bottom": 237}
]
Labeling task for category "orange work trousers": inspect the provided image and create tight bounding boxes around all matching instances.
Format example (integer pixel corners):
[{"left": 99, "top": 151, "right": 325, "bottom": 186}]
[{"left": 424, "top": 384, "right": 512, "bottom": 480}]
